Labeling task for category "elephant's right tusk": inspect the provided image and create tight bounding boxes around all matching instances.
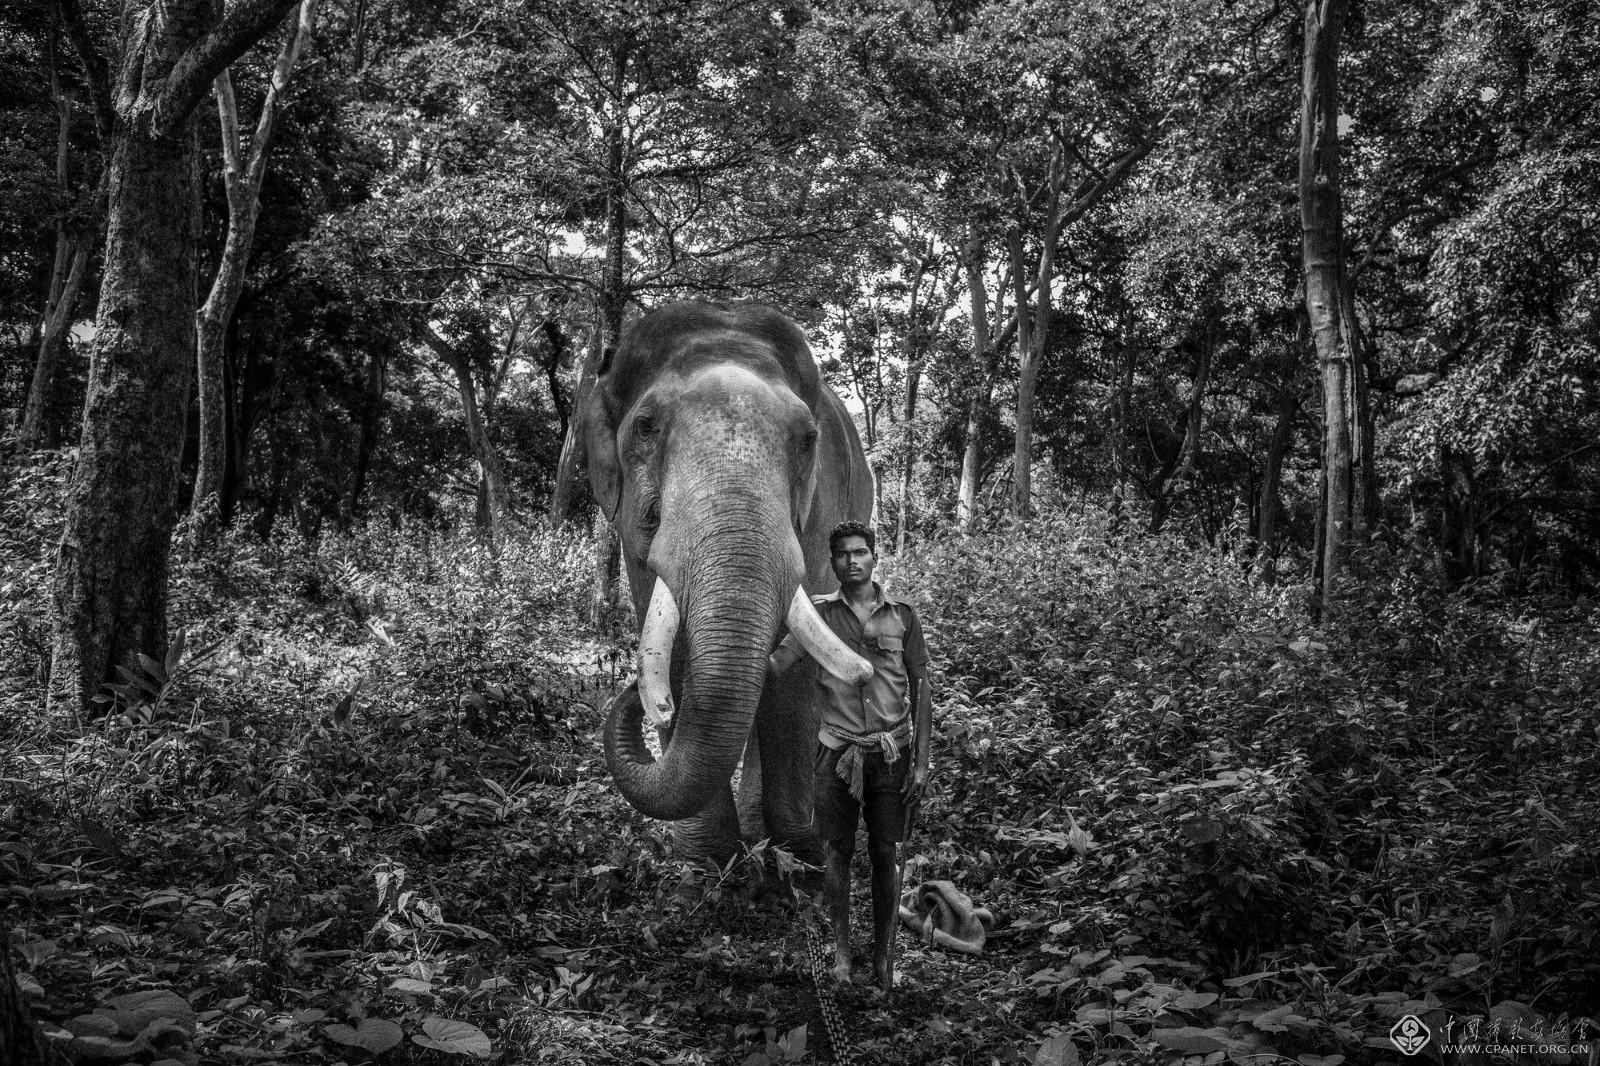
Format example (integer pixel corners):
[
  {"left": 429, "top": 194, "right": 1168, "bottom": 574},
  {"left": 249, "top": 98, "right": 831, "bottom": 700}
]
[
  {"left": 787, "top": 586, "right": 873, "bottom": 686},
  {"left": 639, "top": 577, "right": 679, "bottom": 729}
]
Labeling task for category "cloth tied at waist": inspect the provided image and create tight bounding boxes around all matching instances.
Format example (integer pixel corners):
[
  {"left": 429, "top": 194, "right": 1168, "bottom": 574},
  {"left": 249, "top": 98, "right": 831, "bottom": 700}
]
[{"left": 827, "top": 722, "right": 911, "bottom": 800}]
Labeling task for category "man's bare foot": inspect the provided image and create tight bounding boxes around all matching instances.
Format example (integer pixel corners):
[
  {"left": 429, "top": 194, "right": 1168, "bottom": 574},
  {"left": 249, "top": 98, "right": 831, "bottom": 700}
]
[{"left": 831, "top": 956, "right": 852, "bottom": 984}]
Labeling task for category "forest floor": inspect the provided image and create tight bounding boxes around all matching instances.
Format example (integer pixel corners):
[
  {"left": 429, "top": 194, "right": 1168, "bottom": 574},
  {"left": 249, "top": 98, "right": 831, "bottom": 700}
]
[{"left": 3, "top": 483, "right": 1598, "bottom": 1064}]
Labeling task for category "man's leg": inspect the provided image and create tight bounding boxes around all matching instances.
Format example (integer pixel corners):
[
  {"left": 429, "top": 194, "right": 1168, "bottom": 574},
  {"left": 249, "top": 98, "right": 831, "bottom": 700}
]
[
  {"left": 867, "top": 838, "right": 900, "bottom": 991},
  {"left": 813, "top": 746, "right": 858, "bottom": 984},
  {"left": 862, "top": 749, "right": 912, "bottom": 992},
  {"left": 824, "top": 840, "right": 853, "bottom": 982}
]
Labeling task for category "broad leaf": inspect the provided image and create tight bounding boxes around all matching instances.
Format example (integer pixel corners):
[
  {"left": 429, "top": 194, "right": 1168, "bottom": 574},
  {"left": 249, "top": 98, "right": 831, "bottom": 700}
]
[
  {"left": 412, "top": 1016, "right": 493, "bottom": 1058},
  {"left": 326, "top": 1018, "right": 403, "bottom": 1052}
]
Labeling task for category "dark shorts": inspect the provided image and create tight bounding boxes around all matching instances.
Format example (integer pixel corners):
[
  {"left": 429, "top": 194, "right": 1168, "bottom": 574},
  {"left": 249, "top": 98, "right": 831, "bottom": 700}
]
[{"left": 813, "top": 743, "right": 910, "bottom": 847}]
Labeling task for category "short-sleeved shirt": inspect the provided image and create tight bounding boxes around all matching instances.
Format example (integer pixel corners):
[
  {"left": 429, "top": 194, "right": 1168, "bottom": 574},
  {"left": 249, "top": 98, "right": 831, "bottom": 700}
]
[{"left": 780, "top": 583, "right": 930, "bottom": 750}]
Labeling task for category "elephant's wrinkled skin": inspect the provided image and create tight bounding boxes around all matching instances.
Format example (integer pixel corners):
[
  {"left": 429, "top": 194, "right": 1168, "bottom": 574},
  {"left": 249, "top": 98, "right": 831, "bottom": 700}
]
[{"left": 584, "top": 302, "right": 873, "bottom": 862}]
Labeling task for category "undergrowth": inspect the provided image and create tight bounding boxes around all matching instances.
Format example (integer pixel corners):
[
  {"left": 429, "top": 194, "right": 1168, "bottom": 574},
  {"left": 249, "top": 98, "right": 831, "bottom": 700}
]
[{"left": 2, "top": 474, "right": 1597, "bottom": 1065}]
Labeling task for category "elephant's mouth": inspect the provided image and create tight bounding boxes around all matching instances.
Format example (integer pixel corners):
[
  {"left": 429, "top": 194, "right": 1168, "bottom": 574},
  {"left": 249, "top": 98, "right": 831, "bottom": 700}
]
[
  {"left": 604, "top": 563, "right": 875, "bottom": 824},
  {"left": 636, "top": 576, "right": 870, "bottom": 730}
]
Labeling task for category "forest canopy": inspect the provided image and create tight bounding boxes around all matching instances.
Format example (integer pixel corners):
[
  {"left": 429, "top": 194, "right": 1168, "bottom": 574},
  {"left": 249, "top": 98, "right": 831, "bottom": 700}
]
[
  {"left": 4, "top": 0, "right": 1597, "bottom": 592},
  {"left": 2, "top": 0, "right": 1599, "bottom": 1063}
]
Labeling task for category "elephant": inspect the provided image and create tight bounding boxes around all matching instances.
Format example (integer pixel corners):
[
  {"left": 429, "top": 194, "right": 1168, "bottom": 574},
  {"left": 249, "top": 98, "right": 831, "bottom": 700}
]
[{"left": 583, "top": 301, "right": 875, "bottom": 863}]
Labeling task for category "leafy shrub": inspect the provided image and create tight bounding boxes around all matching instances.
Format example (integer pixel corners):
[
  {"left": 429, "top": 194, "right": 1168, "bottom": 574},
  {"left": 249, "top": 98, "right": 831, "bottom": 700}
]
[{"left": 887, "top": 508, "right": 1600, "bottom": 1010}]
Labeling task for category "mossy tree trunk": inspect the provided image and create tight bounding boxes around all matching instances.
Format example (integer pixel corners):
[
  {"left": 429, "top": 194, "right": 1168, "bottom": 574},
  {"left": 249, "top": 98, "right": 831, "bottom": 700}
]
[{"left": 50, "top": 0, "right": 301, "bottom": 716}]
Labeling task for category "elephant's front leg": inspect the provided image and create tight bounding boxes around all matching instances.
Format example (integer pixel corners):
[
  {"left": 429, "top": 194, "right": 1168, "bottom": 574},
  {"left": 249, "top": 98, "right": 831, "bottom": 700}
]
[
  {"left": 612, "top": 683, "right": 742, "bottom": 862},
  {"left": 669, "top": 787, "right": 742, "bottom": 863}
]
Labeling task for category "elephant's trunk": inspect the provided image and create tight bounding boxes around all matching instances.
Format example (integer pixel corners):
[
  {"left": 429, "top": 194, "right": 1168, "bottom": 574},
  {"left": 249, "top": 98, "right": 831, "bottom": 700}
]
[{"left": 604, "top": 507, "right": 796, "bottom": 822}]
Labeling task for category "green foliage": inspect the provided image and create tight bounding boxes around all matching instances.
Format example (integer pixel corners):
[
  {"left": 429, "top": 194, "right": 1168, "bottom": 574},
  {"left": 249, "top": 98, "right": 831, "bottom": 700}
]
[
  {"left": 5, "top": 449, "right": 1600, "bottom": 1064},
  {"left": 888, "top": 510, "right": 1600, "bottom": 1016}
]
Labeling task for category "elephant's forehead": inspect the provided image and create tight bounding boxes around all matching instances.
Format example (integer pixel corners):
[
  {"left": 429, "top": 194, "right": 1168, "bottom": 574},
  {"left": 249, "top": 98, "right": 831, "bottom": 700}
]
[
  {"left": 662, "top": 366, "right": 800, "bottom": 453},
  {"left": 660, "top": 364, "right": 802, "bottom": 420}
]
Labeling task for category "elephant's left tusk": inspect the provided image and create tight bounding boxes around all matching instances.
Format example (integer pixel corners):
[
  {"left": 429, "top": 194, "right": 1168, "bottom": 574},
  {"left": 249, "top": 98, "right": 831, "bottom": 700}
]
[
  {"left": 787, "top": 586, "right": 873, "bottom": 686},
  {"left": 639, "top": 577, "right": 679, "bottom": 729}
]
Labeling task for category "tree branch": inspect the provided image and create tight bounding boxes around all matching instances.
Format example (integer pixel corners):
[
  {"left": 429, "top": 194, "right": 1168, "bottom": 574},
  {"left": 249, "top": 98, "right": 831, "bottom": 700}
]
[
  {"left": 57, "top": 0, "right": 113, "bottom": 144},
  {"left": 214, "top": 71, "right": 244, "bottom": 204},
  {"left": 159, "top": 0, "right": 300, "bottom": 136},
  {"left": 243, "top": 0, "right": 319, "bottom": 194}
]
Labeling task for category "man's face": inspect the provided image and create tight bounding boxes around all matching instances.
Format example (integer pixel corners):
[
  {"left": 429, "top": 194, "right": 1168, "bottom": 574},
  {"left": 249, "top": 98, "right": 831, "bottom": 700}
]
[{"left": 831, "top": 535, "right": 876, "bottom": 588}]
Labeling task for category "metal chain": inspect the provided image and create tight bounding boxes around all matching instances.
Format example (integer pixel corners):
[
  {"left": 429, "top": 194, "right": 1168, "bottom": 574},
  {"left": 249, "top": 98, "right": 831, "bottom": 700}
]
[{"left": 803, "top": 914, "right": 854, "bottom": 1066}]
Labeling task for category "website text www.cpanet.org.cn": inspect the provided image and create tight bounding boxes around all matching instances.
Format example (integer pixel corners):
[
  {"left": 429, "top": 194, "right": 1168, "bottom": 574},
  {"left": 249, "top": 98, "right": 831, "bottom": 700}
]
[{"left": 1388, "top": 1012, "right": 1598, "bottom": 1061}]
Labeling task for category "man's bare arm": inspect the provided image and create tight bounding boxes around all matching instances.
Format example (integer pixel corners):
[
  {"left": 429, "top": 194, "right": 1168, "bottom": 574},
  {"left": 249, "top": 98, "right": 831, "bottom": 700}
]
[
  {"left": 769, "top": 638, "right": 805, "bottom": 677},
  {"left": 904, "top": 665, "right": 932, "bottom": 800}
]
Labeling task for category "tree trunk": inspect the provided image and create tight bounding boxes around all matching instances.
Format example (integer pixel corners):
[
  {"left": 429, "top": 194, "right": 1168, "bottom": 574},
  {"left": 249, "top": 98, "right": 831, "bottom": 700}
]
[
  {"left": 193, "top": 0, "right": 318, "bottom": 523},
  {"left": 591, "top": 515, "right": 623, "bottom": 630},
  {"left": 19, "top": 30, "right": 94, "bottom": 456},
  {"left": 551, "top": 116, "right": 627, "bottom": 527},
  {"left": 1347, "top": 288, "right": 1378, "bottom": 534},
  {"left": 346, "top": 347, "right": 387, "bottom": 523},
  {"left": 1256, "top": 383, "right": 1298, "bottom": 581},
  {"left": 52, "top": 0, "right": 301, "bottom": 717},
  {"left": 1010, "top": 147, "right": 1064, "bottom": 520},
  {"left": 599, "top": 117, "right": 627, "bottom": 353},
  {"left": 957, "top": 227, "right": 993, "bottom": 534},
  {"left": 1300, "top": 0, "right": 1355, "bottom": 613},
  {"left": 1440, "top": 442, "right": 1477, "bottom": 584},
  {"left": 1176, "top": 327, "right": 1214, "bottom": 482},
  {"left": 423, "top": 326, "right": 509, "bottom": 543},
  {"left": 53, "top": 123, "right": 201, "bottom": 717},
  {"left": 586, "top": 112, "right": 628, "bottom": 619},
  {"left": 896, "top": 355, "right": 923, "bottom": 554},
  {"left": 542, "top": 317, "right": 572, "bottom": 437},
  {"left": 549, "top": 334, "right": 603, "bottom": 526},
  {"left": 19, "top": 239, "right": 91, "bottom": 454}
]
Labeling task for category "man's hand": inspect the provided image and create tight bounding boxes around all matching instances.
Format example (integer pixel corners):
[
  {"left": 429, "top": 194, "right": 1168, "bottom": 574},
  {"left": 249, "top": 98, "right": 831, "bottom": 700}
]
[{"left": 901, "top": 761, "right": 928, "bottom": 803}]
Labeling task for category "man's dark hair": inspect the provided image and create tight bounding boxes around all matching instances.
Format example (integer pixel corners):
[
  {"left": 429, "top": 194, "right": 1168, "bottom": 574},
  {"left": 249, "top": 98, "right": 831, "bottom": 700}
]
[{"left": 829, "top": 520, "right": 876, "bottom": 556}]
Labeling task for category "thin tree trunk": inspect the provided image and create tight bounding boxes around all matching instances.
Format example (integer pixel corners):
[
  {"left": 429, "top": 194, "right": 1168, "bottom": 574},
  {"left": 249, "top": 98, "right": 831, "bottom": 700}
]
[
  {"left": 1301, "top": 0, "right": 1355, "bottom": 612},
  {"left": 1010, "top": 146, "right": 1065, "bottom": 520},
  {"left": 543, "top": 318, "right": 572, "bottom": 437},
  {"left": 1440, "top": 442, "right": 1476, "bottom": 584},
  {"left": 588, "top": 110, "right": 628, "bottom": 621},
  {"left": 193, "top": 0, "right": 318, "bottom": 523},
  {"left": 20, "top": 240, "right": 91, "bottom": 453},
  {"left": 346, "top": 347, "right": 386, "bottom": 523},
  {"left": 1347, "top": 289, "right": 1378, "bottom": 534},
  {"left": 53, "top": 0, "right": 302, "bottom": 716},
  {"left": 957, "top": 227, "right": 993, "bottom": 533},
  {"left": 1256, "top": 383, "right": 1298, "bottom": 581},
  {"left": 549, "top": 334, "right": 603, "bottom": 526},
  {"left": 896, "top": 335, "right": 926, "bottom": 555},
  {"left": 552, "top": 114, "right": 627, "bottom": 527},
  {"left": 1176, "top": 326, "right": 1214, "bottom": 481},
  {"left": 19, "top": 28, "right": 93, "bottom": 456},
  {"left": 422, "top": 325, "right": 509, "bottom": 543}
]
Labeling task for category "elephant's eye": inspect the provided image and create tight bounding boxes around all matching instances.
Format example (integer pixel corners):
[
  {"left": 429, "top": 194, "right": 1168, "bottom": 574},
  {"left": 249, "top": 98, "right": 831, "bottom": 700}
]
[
  {"left": 634, "top": 415, "right": 658, "bottom": 441},
  {"left": 800, "top": 429, "right": 818, "bottom": 452}
]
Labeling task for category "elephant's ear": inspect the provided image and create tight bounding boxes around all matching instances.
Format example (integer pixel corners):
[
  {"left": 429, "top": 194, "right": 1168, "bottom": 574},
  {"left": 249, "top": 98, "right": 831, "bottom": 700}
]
[{"left": 583, "top": 367, "right": 622, "bottom": 520}]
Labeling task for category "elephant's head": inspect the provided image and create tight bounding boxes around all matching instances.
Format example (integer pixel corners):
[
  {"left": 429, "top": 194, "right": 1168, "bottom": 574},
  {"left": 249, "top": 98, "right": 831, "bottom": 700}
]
[{"left": 585, "top": 303, "right": 869, "bottom": 822}]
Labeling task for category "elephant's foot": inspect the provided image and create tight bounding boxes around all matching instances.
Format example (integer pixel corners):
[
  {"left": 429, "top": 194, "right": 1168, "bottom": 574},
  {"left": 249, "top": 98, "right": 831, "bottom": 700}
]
[
  {"left": 668, "top": 782, "right": 742, "bottom": 863},
  {"left": 831, "top": 951, "right": 852, "bottom": 984}
]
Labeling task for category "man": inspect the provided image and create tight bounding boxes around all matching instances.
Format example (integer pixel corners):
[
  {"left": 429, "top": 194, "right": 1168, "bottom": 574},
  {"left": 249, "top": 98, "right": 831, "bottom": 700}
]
[{"left": 771, "top": 520, "right": 933, "bottom": 991}]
